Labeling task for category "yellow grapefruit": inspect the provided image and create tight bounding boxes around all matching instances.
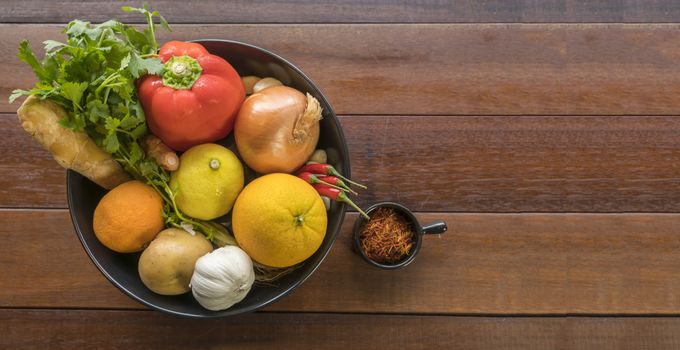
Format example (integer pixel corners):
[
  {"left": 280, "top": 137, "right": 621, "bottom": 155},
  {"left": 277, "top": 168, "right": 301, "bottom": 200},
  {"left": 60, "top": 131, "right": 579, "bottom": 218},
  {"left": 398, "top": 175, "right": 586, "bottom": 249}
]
[{"left": 232, "top": 173, "right": 327, "bottom": 267}]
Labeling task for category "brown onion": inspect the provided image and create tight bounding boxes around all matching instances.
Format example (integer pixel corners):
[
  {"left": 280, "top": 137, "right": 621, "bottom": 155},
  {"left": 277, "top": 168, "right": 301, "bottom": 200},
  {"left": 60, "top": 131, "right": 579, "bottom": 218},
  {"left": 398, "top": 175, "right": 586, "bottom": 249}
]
[{"left": 234, "top": 86, "right": 322, "bottom": 174}]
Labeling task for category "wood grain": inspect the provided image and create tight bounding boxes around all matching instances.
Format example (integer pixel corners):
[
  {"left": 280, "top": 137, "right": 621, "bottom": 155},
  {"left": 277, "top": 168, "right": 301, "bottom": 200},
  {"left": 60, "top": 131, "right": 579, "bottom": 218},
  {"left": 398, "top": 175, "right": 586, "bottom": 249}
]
[
  {"left": 5, "top": 310, "right": 680, "bottom": 350},
  {"left": 4, "top": 1, "right": 679, "bottom": 347},
  {"left": 2, "top": 1, "right": 680, "bottom": 24},
  {"left": 4, "top": 114, "right": 680, "bottom": 212},
  {"left": 0, "top": 115, "right": 66, "bottom": 208},
  {"left": 4, "top": 209, "right": 680, "bottom": 314},
  {"left": 5, "top": 24, "right": 680, "bottom": 115}
]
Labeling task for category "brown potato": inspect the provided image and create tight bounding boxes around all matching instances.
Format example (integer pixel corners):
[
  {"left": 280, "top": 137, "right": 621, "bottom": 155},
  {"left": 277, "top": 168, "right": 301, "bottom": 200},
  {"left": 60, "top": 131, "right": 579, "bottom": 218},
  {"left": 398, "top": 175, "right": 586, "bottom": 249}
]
[{"left": 138, "top": 228, "right": 213, "bottom": 295}]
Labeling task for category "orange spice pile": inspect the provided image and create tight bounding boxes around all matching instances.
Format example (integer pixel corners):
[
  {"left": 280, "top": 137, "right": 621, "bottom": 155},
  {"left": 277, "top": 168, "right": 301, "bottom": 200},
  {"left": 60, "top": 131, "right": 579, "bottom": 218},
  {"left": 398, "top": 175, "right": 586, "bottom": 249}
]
[{"left": 359, "top": 208, "right": 415, "bottom": 264}]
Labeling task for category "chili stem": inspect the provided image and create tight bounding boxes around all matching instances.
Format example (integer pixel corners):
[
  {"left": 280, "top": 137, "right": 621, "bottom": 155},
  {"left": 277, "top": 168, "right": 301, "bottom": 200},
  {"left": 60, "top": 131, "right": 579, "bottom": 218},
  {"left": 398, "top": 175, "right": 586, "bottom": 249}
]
[
  {"left": 330, "top": 169, "right": 367, "bottom": 189},
  {"left": 338, "top": 192, "right": 369, "bottom": 219}
]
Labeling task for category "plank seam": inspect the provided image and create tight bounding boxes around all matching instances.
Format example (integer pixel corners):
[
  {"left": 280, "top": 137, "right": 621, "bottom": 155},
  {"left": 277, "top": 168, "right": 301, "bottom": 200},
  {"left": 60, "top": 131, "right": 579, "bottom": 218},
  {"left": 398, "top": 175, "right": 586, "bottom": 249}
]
[
  {"left": 4, "top": 22, "right": 680, "bottom": 25},
  {"left": 4, "top": 208, "right": 680, "bottom": 215},
  {"left": 4, "top": 306, "right": 680, "bottom": 317}
]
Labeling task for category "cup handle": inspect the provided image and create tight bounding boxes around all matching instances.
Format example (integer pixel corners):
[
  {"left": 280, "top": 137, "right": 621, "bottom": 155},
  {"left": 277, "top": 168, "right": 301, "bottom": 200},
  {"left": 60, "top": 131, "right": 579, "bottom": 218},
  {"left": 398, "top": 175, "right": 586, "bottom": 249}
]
[{"left": 422, "top": 220, "right": 447, "bottom": 235}]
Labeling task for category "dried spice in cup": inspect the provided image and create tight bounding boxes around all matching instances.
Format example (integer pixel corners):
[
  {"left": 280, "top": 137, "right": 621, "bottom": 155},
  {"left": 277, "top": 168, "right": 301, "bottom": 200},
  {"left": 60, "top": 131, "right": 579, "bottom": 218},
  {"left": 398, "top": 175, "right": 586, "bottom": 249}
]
[{"left": 359, "top": 208, "right": 415, "bottom": 264}]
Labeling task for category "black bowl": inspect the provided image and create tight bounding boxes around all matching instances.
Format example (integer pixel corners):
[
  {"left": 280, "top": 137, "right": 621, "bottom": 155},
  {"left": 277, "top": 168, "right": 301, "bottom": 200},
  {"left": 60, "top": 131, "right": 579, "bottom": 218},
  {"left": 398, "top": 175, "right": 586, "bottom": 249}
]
[
  {"left": 352, "top": 202, "right": 447, "bottom": 269},
  {"left": 67, "top": 39, "right": 349, "bottom": 318}
]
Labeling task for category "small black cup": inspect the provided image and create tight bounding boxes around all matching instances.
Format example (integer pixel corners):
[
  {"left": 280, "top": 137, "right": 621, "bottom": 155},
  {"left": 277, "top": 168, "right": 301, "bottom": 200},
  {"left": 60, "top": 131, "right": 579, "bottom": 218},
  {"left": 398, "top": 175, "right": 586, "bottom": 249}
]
[{"left": 353, "top": 202, "right": 448, "bottom": 269}]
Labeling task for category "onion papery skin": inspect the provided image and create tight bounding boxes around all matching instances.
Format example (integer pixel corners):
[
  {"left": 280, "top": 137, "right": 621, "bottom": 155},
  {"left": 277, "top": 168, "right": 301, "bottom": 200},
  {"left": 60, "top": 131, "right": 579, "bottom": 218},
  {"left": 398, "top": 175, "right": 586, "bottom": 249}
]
[{"left": 234, "top": 86, "right": 320, "bottom": 174}]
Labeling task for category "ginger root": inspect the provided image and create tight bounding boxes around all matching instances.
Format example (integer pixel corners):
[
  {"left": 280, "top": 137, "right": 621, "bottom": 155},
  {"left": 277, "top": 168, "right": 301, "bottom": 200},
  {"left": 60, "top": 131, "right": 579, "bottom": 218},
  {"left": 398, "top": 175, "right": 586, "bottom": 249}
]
[
  {"left": 141, "top": 134, "right": 179, "bottom": 171},
  {"left": 17, "top": 96, "right": 131, "bottom": 189}
]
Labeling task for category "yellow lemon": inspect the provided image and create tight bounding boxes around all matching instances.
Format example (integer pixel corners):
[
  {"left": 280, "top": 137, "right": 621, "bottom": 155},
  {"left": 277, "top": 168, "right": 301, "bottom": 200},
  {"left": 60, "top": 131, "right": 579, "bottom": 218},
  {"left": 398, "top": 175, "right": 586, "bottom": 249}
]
[
  {"left": 170, "top": 143, "right": 244, "bottom": 220},
  {"left": 232, "top": 173, "right": 327, "bottom": 267}
]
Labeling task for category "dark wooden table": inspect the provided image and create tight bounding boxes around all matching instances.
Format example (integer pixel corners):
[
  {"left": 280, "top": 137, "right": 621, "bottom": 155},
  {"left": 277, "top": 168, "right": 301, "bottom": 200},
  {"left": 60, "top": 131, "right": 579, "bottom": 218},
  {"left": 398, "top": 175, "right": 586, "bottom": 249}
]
[{"left": 4, "top": 1, "right": 680, "bottom": 348}]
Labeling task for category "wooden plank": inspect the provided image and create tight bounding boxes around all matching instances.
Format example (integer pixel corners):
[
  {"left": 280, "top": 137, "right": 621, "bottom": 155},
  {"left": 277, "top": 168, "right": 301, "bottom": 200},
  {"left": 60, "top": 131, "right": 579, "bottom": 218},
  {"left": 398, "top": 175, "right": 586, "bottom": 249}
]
[
  {"left": 347, "top": 115, "right": 680, "bottom": 213},
  {"left": 2, "top": 1, "right": 680, "bottom": 24},
  {"left": 0, "top": 310, "right": 560, "bottom": 350},
  {"left": 3, "top": 310, "right": 680, "bottom": 350},
  {"left": 4, "top": 209, "right": 680, "bottom": 314},
  {"left": 0, "top": 114, "right": 66, "bottom": 208},
  {"left": 4, "top": 114, "right": 680, "bottom": 212},
  {"left": 5, "top": 24, "right": 680, "bottom": 116}
]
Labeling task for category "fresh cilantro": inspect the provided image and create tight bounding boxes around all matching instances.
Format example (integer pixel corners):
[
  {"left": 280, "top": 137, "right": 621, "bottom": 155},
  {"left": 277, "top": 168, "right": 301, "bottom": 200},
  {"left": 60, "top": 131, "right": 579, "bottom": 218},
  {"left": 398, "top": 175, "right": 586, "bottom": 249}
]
[
  {"left": 9, "top": 89, "right": 28, "bottom": 104},
  {"left": 86, "top": 99, "right": 110, "bottom": 123},
  {"left": 43, "top": 40, "right": 66, "bottom": 52},
  {"left": 65, "top": 20, "right": 89, "bottom": 37},
  {"left": 17, "top": 41, "right": 50, "bottom": 82},
  {"left": 12, "top": 4, "right": 171, "bottom": 208},
  {"left": 128, "top": 53, "right": 164, "bottom": 78},
  {"left": 122, "top": 2, "right": 171, "bottom": 53},
  {"left": 11, "top": 4, "right": 230, "bottom": 245},
  {"left": 103, "top": 132, "right": 120, "bottom": 153},
  {"left": 60, "top": 81, "right": 88, "bottom": 108}
]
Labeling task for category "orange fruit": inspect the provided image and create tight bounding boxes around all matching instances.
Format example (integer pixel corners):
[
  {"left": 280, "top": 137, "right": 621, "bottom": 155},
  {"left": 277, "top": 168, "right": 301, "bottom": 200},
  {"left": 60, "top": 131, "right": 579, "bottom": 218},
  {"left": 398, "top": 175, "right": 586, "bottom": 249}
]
[
  {"left": 93, "top": 180, "right": 164, "bottom": 253},
  {"left": 232, "top": 173, "right": 327, "bottom": 267}
]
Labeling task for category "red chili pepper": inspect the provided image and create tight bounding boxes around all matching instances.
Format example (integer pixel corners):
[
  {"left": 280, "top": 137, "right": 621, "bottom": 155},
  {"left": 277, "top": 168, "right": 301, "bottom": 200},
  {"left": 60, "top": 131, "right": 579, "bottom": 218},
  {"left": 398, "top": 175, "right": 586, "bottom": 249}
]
[
  {"left": 313, "top": 184, "right": 369, "bottom": 219},
  {"left": 298, "top": 172, "right": 354, "bottom": 194},
  {"left": 298, "top": 163, "right": 367, "bottom": 189},
  {"left": 316, "top": 176, "right": 357, "bottom": 195}
]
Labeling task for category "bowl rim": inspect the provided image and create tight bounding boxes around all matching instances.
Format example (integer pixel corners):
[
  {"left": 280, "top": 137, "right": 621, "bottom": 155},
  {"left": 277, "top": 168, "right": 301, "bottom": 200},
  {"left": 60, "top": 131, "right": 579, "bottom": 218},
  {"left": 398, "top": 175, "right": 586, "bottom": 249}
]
[{"left": 67, "top": 38, "right": 350, "bottom": 318}]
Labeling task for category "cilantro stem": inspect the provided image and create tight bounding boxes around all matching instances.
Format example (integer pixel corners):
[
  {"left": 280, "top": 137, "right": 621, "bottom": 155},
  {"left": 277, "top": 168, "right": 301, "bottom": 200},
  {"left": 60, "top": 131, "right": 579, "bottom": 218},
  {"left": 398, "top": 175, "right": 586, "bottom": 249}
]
[
  {"left": 145, "top": 9, "right": 158, "bottom": 52},
  {"left": 103, "top": 88, "right": 111, "bottom": 104},
  {"left": 159, "top": 181, "right": 232, "bottom": 246},
  {"left": 95, "top": 73, "right": 121, "bottom": 97},
  {"left": 115, "top": 128, "right": 136, "bottom": 138},
  {"left": 97, "top": 27, "right": 111, "bottom": 47},
  {"left": 115, "top": 144, "right": 231, "bottom": 246}
]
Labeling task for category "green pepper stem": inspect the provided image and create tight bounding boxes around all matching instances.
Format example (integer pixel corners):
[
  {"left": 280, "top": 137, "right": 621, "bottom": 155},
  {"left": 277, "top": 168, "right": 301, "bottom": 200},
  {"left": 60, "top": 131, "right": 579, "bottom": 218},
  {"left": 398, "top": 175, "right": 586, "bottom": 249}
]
[{"left": 162, "top": 55, "right": 202, "bottom": 90}]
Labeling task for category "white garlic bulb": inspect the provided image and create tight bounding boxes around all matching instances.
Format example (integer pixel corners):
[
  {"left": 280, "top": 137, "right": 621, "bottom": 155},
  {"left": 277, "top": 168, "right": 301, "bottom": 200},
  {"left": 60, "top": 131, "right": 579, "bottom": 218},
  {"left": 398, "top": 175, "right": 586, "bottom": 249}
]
[{"left": 190, "top": 246, "right": 255, "bottom": 311}]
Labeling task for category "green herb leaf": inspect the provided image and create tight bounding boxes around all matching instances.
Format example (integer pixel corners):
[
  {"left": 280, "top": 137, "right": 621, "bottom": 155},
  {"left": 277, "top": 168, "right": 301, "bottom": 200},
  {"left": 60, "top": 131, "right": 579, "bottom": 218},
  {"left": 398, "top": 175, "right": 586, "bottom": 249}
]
[
  {"left": 86, "top": 99, "right": 110, "bottom": 123},
  {"left": 121, "top": 5, "right": 137, "bottom": 13},
  {"left": 59, "top": 110, "right": 86, "bottom": 131},
  {"left": 128, "top": 53, "right": 163, "bottom": 78},
  {"left": 17, "top": 40, "right": 50, "bottom": 81},
  {"left": 128, "top": 141, "right": 144, "bottom": 164},
  {"left": 130, "top": 122, "right": 147, "bottom": 139},
  {"left": 98, "top": 20, "right": 125, "bottom": 32},
  {"left": 104, "top": 117, "right": 121, "bottom": 133},
  {"left": 43, "top": 40, "right": 65, "bottom": 52},
  {"left": 130, "top": 101, "right": 145, "bottom": 120},
  {"left": 119, "top": 54, "right": 131, "bottom": 70},
  {"left": 60, "top": 81, "right": 89, "bottom": 107},
  {"left": 65, "top": 20, "right": 89, "bottom": 37},
  {"left": 8, "top": 89, "right": 28, "bottom": 103},
  {"left": 103, "top": 132, "right": 120, "bottom": 153},
  {"left": 158, "top": 14, "right": 171, "bottom": 32},
  {"left": 119, "top": 112, "right": 142, "bottom": 129},
  {"left": 139, "top": 158, "right": 160, "bottom": 178},
  {"left": 113, "top": 82, "right": 134, "bottom": 102}
]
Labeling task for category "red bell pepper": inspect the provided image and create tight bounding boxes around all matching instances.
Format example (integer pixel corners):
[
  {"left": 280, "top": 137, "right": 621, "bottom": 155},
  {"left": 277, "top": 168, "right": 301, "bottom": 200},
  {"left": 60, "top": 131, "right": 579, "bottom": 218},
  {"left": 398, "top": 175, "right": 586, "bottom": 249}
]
[{"left": 138, "top": 41, "right": 245, "bottom": 151}]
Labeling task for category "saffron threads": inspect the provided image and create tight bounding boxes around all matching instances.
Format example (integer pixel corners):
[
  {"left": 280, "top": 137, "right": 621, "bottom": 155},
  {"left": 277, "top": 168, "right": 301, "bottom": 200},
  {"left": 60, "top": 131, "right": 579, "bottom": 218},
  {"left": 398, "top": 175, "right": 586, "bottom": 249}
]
[{"left": 359, "top": 208, "right": 415, "bottom": 264}]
